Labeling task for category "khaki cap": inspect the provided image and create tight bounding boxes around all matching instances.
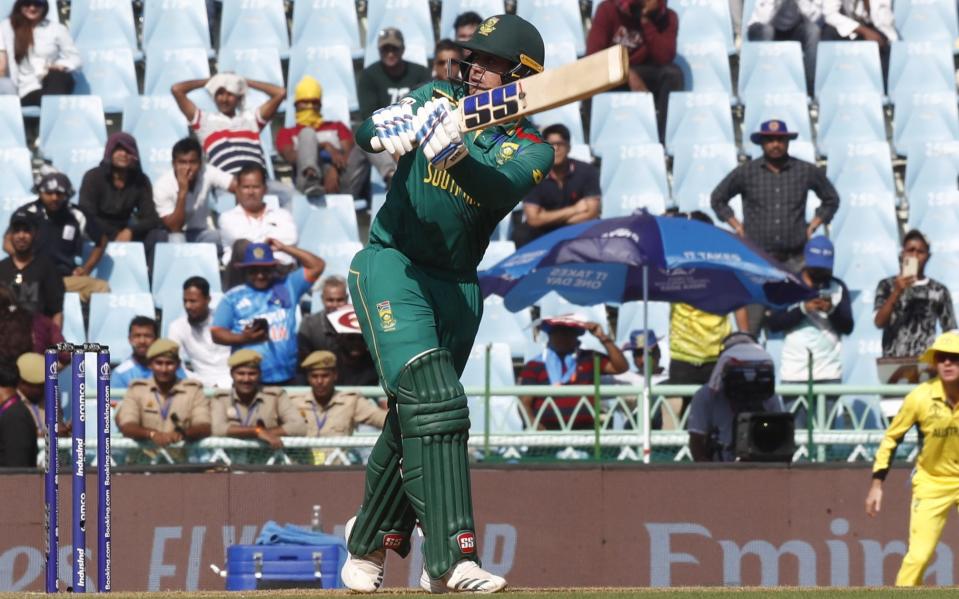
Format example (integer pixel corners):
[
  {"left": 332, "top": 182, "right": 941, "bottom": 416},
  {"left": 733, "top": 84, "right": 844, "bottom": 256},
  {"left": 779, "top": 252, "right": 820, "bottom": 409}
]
[
  {"left": 301, "top": 350, "right": 337, "bottom": 371},
  {"left": 377, "top": 27, "right": 404, "bottom": 50},
  {"left": 146, "top": 339, "right": 180, "bottom": 361},
  {"left": 228, "top": 349, "right": 262, "bottom": 369},
  {"left": 16, "top": 352, "right": 44, "bottom": 384}
]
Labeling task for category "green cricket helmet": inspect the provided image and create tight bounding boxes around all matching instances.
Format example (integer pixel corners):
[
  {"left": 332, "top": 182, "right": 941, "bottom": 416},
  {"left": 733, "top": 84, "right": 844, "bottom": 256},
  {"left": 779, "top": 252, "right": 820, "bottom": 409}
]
[{"left": 456, "top": 14, "right": 545, "bottom": 82}]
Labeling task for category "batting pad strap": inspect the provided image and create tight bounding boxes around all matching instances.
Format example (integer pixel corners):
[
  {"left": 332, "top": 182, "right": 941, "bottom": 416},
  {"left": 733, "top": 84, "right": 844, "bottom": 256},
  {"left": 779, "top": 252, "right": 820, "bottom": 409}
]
[{"left": 395, "top": 349, "right": 470, "bottom": 437}]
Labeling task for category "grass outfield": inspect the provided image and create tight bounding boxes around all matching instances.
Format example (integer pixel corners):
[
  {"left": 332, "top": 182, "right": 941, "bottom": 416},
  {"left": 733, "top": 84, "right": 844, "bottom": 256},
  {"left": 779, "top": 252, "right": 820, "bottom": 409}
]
[{"left": 8, "top": 589, "right": 959, "bottom": 598}]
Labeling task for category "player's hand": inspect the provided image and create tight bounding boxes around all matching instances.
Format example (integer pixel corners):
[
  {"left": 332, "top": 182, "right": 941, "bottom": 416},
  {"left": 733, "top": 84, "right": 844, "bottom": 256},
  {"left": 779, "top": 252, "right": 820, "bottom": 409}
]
[
  {"left": 371, "top": 100, "right": 417, "bottom": 159},
  {"left": 865, "top": 482, "right": 883, "bottom": 517},
  {"left": 417, "top": 98, "right": 467, "bottom": 170}
]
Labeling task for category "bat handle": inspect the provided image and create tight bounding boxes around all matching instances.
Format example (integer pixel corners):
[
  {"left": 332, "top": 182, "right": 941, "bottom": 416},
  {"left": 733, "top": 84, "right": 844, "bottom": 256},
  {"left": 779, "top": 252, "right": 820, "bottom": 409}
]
[{"left": 370, "top": 137, "right": 382, "bottom": 152}]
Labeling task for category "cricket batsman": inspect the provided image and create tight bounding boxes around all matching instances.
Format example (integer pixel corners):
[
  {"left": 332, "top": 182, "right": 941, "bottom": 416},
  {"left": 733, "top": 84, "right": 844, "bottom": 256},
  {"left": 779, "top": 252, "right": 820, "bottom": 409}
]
[
  {"left": 866, "top": 330, "right": 959, "bottom": 585},
  {"left": 339, "top": 14, "right": 553, "bottom": 594}
]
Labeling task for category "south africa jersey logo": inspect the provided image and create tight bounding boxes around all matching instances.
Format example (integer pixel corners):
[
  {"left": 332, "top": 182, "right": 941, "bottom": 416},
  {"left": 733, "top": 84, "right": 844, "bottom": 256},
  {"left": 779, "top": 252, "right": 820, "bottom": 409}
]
[
  {"left": 377, "top": 301, "right": 397, "bottom": 332},
  {"left": 496, "top": 142, "right": 519, "bottom": 165},
  {"left": 532, "top": 168, "right": 543, "bottom": 184}
]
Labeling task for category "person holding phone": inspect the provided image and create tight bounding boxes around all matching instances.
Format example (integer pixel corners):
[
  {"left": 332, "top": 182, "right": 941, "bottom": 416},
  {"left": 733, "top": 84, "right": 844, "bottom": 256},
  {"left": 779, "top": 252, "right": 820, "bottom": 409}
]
[{"left": 874, "top": 230, "right": 957, "bottom": 358}]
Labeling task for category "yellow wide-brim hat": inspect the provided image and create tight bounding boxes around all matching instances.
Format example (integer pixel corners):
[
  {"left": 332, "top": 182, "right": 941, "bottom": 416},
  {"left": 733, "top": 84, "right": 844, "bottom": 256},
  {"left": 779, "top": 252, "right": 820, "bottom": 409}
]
[{"left": 920, "top": 330, "right": 959, "bottom": 364}]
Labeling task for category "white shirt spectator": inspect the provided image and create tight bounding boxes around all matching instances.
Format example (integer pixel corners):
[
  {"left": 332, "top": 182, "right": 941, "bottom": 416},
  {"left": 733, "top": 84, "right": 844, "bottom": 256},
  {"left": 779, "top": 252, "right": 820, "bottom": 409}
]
[
  {"left": 218, "top": 204, "right": 297, "bottom": 265},
  {"left": 0, "top": 17, "right": 80, "bottom": 98},
  {"left": 749, "top": 0, "right": 823, "bottom": 26},
  {"left": 823, "top": 0, "right": 897, "bottom": 40},
  {"left": 190, "top": 107, "right": 267, "bottom": 175},
  {"left": 167, "top": 312, "right": 232, "bottom": 388},
  {"left": 153, "top": 164, "right": 233, "bottom": 231}
]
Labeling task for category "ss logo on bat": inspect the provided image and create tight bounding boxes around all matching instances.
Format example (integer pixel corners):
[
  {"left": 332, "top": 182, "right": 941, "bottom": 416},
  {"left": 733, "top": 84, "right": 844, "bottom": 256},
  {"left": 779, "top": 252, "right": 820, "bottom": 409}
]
[{"left": 462, "top": 82, "right": 521, "bottom": 129}]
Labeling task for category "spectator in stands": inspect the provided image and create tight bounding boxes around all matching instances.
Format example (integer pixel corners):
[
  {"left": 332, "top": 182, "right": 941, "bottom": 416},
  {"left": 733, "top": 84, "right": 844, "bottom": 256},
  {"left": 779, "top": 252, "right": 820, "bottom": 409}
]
[
  {"left": 688, "top": 333, "right": 787, "bottom": 461},
  {"left": 167, "top": 276, "right": 231, "bottom": 389},
  {"left": 822, "top": 0, "right": 896, "bottom": 84},
  {"left": 346, "top": 27, "right": 430, "bottom": 200},
  {"left": 711, "top": 120, "right": 839, "bottom": 332},
  {"left": 0, "top": 0, "right": 79, "bottom": 105},
  {"left": 275, "top": 76, "right": 353, "bottom": 196},
  {"left": 602, "top": 329, "right": 667, "bottom": 430},
  {"left": 432, "top": 38, "right": 463, "bottom": 82},
  {"left": 0, "top": 283, "right": 62, "bottom": 357},
  {"left": 322, "top": 304, "right": 379, "bottom": 386},
  {"left": 0, "top": 357, "right": 36, "bottom": 467},
  {"left": 291, "top": 351, "right": 387, "bottom": 438},
  {"left": 297, "top": 275, "right": 349, "bottom": 364},
  {"left": 519, "top": 314, "right": 628, "bottom": 430},
  {"left": 218, "top": 163, "right": 298, "bottom": 278},
  {"left": 212, "top": 349, "right": 306, "bottom": 448},
  {"left": 454, "top": 11, "right": 483, "bottom": 41},
  {"left": 0, "top": 210, "right": 64, "bottom": 326},
  {"left": 767, "top": 237, "right": 853, "bottom": 426},
  {"left": 153, "top": 137, "right": 233, "bottom": 246},
  {"left": 79, "top": 132, "right": 165, "bottom": 266},
  {"left": 5, "top": 171, "right": 109, "bottom": 303},
  {"left": 211, "top": 241, "right": 325, "bottom": 386},
  {"left": 874, "top": 230, "right": 956, "bottom": 358},
  {"left": 746, "top": 0, "right": 822, "bottom": 94},
  {"left": 15, "top": 352, "right": 62, "bottom": 436},
  {"left": 513, "top": 123, "right": 600, "bottom": 247},
  {"left": 115, "top": 339, "right": 211, "bottom": 446},
  {"left": 587, "top": 0, "right": 682, "bottom": 141},
  {"left": 111, "top": 316, "right": 186, "bottom": 389}
]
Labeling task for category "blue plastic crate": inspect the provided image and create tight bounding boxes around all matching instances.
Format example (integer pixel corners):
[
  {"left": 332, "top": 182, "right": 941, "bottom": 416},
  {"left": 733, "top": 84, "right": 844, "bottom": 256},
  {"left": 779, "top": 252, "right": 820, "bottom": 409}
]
[{"left": 226, "top": 544, "right": 345, "bottom": 590}]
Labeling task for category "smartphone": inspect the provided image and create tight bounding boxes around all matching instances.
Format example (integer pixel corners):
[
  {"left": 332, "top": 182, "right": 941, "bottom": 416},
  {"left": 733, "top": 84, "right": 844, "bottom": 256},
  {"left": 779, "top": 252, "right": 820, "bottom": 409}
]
[
  {"left": 252, "top": 318, "right": 269, "bottom": 331},
  {"left": 902, "top": 256, "right": 919, "bottom": 278}
]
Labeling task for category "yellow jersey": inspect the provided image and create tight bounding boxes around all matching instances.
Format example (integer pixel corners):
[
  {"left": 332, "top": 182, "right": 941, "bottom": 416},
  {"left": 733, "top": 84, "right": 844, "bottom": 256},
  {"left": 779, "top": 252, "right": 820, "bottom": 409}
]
[{"left": 669, "top": 303, "right": 732, "bottom": 365}]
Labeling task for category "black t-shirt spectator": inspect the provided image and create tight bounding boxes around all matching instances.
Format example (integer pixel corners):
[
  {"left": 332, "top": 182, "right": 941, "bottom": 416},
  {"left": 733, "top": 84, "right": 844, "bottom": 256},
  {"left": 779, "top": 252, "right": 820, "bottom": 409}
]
[
  {"left": 11, "top": 199, "right": 92, "bottom": 276},
  {"left": 520, "top": 159, "right": 601, "bottom": 241},
  {"left": 0, "top": 396, "right": 38, "bottom": 467},
  {"left": 0, "top": 255, "right": 65, "bottom": 317}
]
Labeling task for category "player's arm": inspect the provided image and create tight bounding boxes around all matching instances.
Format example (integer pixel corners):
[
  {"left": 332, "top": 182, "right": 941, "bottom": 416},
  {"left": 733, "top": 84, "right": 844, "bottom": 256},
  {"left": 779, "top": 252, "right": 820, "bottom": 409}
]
[
  {"left": 866, "top": 391, "right": 920, "bottom": 516},
  {"left": 447, "top": 142, "right": 554, "bottom": 212}
]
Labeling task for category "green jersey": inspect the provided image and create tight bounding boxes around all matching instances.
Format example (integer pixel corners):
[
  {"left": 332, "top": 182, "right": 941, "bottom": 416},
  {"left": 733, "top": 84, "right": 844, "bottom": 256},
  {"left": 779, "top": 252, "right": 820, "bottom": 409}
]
[{"left": 356, "top": 80, "right": 554, "bottom": 278}]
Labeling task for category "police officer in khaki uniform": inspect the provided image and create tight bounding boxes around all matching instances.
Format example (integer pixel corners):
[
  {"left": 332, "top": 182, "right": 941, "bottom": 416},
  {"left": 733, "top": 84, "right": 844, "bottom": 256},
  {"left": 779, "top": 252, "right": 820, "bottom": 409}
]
[
  {"left": 16, "top": 352, "right": 51, "bottom": 435},
  {"left": 292, "top": 350, "right": 387, "bottom": 437},
  {"left": 115, "top": 339, "right": 211, "bottom": 445},
  {"left": 212, "top": 349, "right": 306, "bottom": 449}
]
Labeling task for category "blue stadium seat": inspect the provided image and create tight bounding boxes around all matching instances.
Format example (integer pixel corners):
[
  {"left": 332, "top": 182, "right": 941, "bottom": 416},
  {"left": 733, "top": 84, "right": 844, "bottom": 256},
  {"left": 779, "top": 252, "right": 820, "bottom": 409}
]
[
  {"left": 600, "top": 143, "right": 670, "bottom": 216},
  {"left": 122, "top": 95, "right": 190, "bottom": 154},
  {"left": 38, "top": 95, "right": 106, "bottom": 159},
  {"left": 143, "top": 47, "right": 212, "bottom": 104},
  {"left": 61, "top": 292, "right": 86, "bottom": 344},
  {"left": 478, "top": 240, "right": 516, "bottom": 271},
  {"left": 298, "top": 195, "right": 360, "bottom": 243},
  {"left": 615, "top": 301, "right": 670, "bottom": 346},
  {"left": 908, "top": 188, "right": 959, "bottom": 231},
  {"left": 288, "top": 45, "right": 359, "bottom": 113},
  {"left": 589, "top": 92, "right": 658, "bottom": 157},
  {"left": 530, "top": 102, "right": 584, "bottom": 145},
  {"left": 841, "top": 326, "right": 883, "bottom": 385},
  {"left": 92, "top": 242, "right": 150, "bottom": 294},
  {"left": 299, "top": 240, "right": 362, "bottom": 280},
  {"left": 474, "top": 296, "right": 536, "bottom": 359},
  {"left": 832, "top": 217, "right": 899, "bottom": 290},
  {"left": 675, "top": 40, "right": 734, "bottom": 95},
  {"left": 888, "top": 42, "right": 955, "bottom": 107},
  {"left": 542, "top": 40, "right": 578, "bottom": 68},
  {"left": 894, "top": 0, "right": 959, "bottom": 46},
  {"left": 672, "top": 0, "right": 735, "bottom": 54},
  {"left": 738, "top": 42, "right": 806, "bottom": 105},
  {"left": 904, "top": 140, "right": 959, "bottom": 196},
  {"left": 71, "top": 0, "right": 141, "bottom": 59},
  {"left": 665, "top": 92, "right": 735, "bottom": 155},
  {"left": 516, "top": 0, "right": 585, "bottom": 56},
  {"left": 365, "top": 0, "right": 434, "bottom": 64},
  {"left": 817, "top": 93, "right": 885, "bottom": 156},
  {"left": 292, "top": 0, "right": 362, "bottom": 58},
  {"left": 461, "top": 342, "right": 524, "bottom": 433},
  {"left": 741, "top": 93, "right": 812, "bottom": 158},
  {"left": 73, "top": 48, "right": 138, "bottom": 113},
  {"left": 825, "top": 141, "right": 895, "bottom": 194},
  {"left": 217, "top": 48, "right": 285, "bottom": 112},
  {"left": 88, "top": 293, "right": 155, "bottom": 363},
  {"left": 45, "top": 146, "right": 103, "bottom": 197},
  {"left": 536, "top": 291, "right": 609, "bottom": 353},
  {"left": 219, "top": 0, "right": 289, "bottom": 57},
  {"left": 142, "top": 0, "right": 213, "bottom": 57},
  {"left": 829, "top": 190, "right": 898, "bottom": 239},
  {"left": 0, "top": 96, "right": 25, "bottom": 149},
  {"left": 370, "top": 193, "right": 387, "bottom": 221},
  {"left": 916, "top": 209, "right": 959, "bottom": 297},
  {"left": 0, "top": 195, "right": 33, "bottom": 258},
  {"left": 815, "top": 41, "right": 884, "bottom": 103},
  {"left": 893, "top": 92, "right": 959, "bottom": 157},
  {"left": 151, "top": 243, "right": 221, "bottom": 310},
  {"left": 0, "top": 148, "right": 34, "bottom": 196},
  {"left": 439, "top": 0, "right": 505, "bottom": 38},
  {"left": 671, "top": 142, "right": 738, "bottom": 214}
]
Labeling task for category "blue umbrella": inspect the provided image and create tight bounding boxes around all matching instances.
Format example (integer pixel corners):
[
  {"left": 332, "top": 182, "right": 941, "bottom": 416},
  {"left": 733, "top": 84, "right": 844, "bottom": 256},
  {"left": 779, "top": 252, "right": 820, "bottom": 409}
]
[{"left": 480, "top": 210, "right": 814, "bottom": 313}]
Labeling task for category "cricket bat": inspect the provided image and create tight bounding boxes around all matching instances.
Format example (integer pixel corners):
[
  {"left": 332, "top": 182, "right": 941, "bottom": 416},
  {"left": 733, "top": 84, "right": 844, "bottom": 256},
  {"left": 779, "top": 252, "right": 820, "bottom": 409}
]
[{"left": 370, "top": 45, "right": 629, "bottom": 151}]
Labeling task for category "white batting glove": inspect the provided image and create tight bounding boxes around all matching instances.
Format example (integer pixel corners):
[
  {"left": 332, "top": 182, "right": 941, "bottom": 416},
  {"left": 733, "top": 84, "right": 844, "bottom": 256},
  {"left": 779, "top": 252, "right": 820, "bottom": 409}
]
[
  {"left": 416, "top": 98, "right": 467, "bottom": 170},
  {"left": 371, "top": 100, "right": 417, "bottom": 158}
]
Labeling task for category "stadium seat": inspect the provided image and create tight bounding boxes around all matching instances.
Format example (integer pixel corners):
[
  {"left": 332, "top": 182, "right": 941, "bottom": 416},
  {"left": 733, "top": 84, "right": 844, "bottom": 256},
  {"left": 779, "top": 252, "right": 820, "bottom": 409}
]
[
  {"left": 0, "top": 195, "right": 33, "bottom": 258},
  {"left": 894, "top": 0, "right": 959, "bottom": 46},
  {"left": 121, "top": 95, "right": 190, "bottom": 155},
  {"left": 45, "top": 145, "right": 103, "bottom": 196},
  {"left": 541, "top": 40, "right": 578, "bottom": 68},
  {"left": 370, "top": 193, "right": 387, "bottom": 221},
  {"left": 615, "top": 301, "right": 671, "bottom": 347},
  {"left": 0, "top": 148, "right": 34, "bottom": 196},
  {"left": 365, "top": 0, "right": 434, "bottom": 65},
  {"left": 589, "top": 92, "right": 658, "bottom": 157},
  {"left": 741, "top": 93, "right": 812, "bottom": 158},
  {"left": 217, "top": 48, "right": 285, "bottom": 112},
  {"left": 478, "top": 240, "right": 516, "bottom": 272},
  {"left": 536, "top": 291, "right": 609, "bottom": 354},
  {"left": 299, "top": 240, "right": 362, "bottom": 280},
  {"left": 143, "top": 47, "right": 213, "bottom": 107},
  {"left": 288, "top": 45, "right": 359, "bottom": 113},
  {"left": 0, "top": 96, "right": 25, "bottom": 149},
  {"left": 73, "top": 48, "right": 138, "bottom": 113},
  {"left": 816, "top": 93, "right": 886, "bottom": 156},
  {"left": 142, "top": 0, "right": 214, "bottom": 57},
  {"left": 825, "top": 141, "right": 895, "bottom": 195},
  {"left": 665, "top": 92, "right": 735, "bottom": 155},
  {"left": 908, "top": 188, "right": 959, "bottom": 231},
  {"left": 88, "top": 293, "right": 155, "bottom": 364},
  {"left": 92, "top": 242, "right": 150, "bottom": 294},
  {"left": 814, "top": 41, "right": 884, "bottom": 103},
  {"left": 738, "top": 42, "right": 807, "bottom": 105},
  {"left": 829, "top": 190, "right": 898, "bottom": 239},
  {"left": 37, "top": 95, "right": 107, "bottom": 159},
  {"left": 439, "top": 0, "right": 505, "bottom": 38},
  {"left": 61, "top": 292, "right": 86, "bottom": 344},
  {"left": 893, "top": 92, "right": 959, "bottom": 157},
  {"left": 474, "top": 295, "right": 536, "bottom": 359},
  {"left": 671, "top": 143, "right": 738, "bottom": 214},
  {"left": 675, "top": 40, "right": 734, "bottom": 96},
  {"left": 292, "top": 0, "right": 362, "bottom": 58},
  {"left": 297, "top": 195, "right": 360, "bottom": 243},
  {"left": 832, "top": 216, "right": 899, "bottom": 290},
  {"left": 600, "top": 143, "right": 670, "bottom": 216},
  {"left": 904, "top": 140, "right": 959, "bottom": 197},
  {"left": 461, "top": 342, "right": 524, "bottom": 434},
  {"left": 516, "top": 0, "right": 585, "bottom": 56},
  {"left": 841, "top": 326, "right": 883, "bottom": 385},
  {"left": 530, "top": 102, "right": 584, "bottom": 145},
  {"left": 151, "top": 243, "right": 221, "bottom": 311},
  {"left": 888, "top": 42, "right": 955, "bottom": 107},
  {"left": 916, "top": 209, "right": 959, "bottom": 297},
  {"left": 672, "top": 0, "right": 735, "bottom": 55},
  {"left": 70, "top": 0, "right": 141, "bottom": 59},
  {"left": 219, "top": 0, "right": 290, "bottom": 58}
]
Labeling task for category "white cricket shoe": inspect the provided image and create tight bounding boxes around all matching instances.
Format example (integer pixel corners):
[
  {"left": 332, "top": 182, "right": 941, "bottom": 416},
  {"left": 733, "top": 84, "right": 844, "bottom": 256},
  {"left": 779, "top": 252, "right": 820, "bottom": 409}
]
[
  {"left": 419, "top": 568, "right": 447, "bottom": 594},
  {"left": 423, "top": 560, "right": 507, "bottom": 593},
  {"left": 340, "top": 516, "right": 385, "bottom": 593}
]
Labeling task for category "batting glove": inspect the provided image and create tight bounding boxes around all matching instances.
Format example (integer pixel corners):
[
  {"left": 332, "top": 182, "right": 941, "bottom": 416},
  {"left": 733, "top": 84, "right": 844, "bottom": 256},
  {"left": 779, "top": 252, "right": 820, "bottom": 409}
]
[
  {"left": 416, "top": 98, "right": 467, "bottom": 170},
  {"left": 371, "top": 100, "right": 417, "bottom": 158}
]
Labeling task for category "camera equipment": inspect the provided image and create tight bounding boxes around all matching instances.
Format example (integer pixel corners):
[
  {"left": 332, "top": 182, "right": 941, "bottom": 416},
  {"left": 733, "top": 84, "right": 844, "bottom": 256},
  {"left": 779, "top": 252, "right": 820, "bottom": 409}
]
[
  {"left": 722, "top": 359, "right": 775, "bottom": 411},
  {"left": 735, "top": 412, "right": 795, "bottom": 462}
]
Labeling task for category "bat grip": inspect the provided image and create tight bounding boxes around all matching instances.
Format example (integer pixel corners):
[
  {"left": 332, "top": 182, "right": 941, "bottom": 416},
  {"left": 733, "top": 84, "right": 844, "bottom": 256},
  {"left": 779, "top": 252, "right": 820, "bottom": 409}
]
[{"left": 370, "top": 137, "right": 382, "bottom": 152}]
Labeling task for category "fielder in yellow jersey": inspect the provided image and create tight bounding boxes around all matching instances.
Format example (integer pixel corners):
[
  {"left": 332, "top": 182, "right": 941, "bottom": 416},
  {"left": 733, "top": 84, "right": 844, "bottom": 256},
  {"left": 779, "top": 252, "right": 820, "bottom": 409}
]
[{"left": 866, "top": 330, "right": 959, "bottom": 586}]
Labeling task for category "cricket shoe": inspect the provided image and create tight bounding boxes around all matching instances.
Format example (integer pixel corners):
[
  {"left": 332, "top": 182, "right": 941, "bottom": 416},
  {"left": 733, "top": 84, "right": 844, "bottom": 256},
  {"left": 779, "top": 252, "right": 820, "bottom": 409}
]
[
  {"left": 340, "top": 516, "right": 385, "bottom": 593},
  {"left": 421, "top": 560, "right": 507, "bottom": 593}
]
